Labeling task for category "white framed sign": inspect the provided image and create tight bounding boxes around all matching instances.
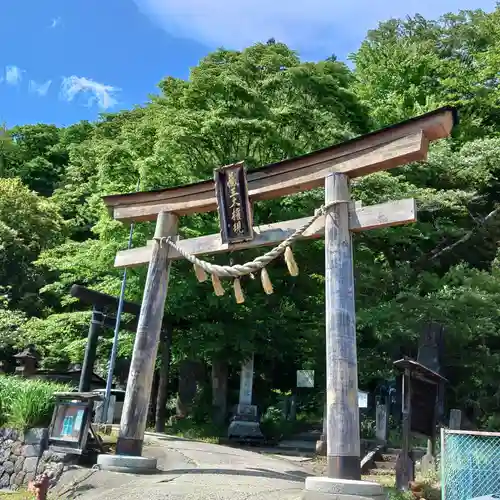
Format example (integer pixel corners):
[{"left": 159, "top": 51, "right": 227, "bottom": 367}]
[
  {"left": 358, "top": 390, "right": 368, "bottom": 409},
  {"left": 297, "top": 370, "right": 315, "bottom": 388}
]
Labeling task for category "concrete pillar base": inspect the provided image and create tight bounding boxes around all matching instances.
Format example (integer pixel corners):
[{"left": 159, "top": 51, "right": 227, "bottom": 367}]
[
  {"left": 97, "top": 454, "right": 157, "bottom": 474},
  {"left": 303, "top": 477, "right": 386, "bottom": 500}
]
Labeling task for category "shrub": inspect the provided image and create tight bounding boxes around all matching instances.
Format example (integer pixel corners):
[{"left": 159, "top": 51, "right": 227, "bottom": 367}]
[
  {"left": 360, "top": 416, "right": 376, "bottom": 439},
  {"left": 260, "top": 405, "right": 298, "bottom": 441},
  {"left": 0, "top": 375, "right": 69, "bottom": 430},
  {"left": 165, "top": 418, "right": 223, "bottom": 443}
]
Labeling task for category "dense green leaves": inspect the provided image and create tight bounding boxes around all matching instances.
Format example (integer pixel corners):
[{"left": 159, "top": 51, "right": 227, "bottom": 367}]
[
  {"left": 352, "top": 8, "right": 500, "bottom": 141},
  {"left": 2, "top": 6, "right": 500, "bottom": 421},
  {"left": 0, "top": 178, "right": 65, "bottom": 313}
]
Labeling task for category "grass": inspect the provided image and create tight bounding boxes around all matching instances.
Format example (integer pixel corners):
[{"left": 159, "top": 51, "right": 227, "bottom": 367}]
[
  {"left": 0, "top": 375, "right": 69, "bottom": 430},
  {"left": 0, "top": 491, "right": 60, "bottom": 500},
  {"left": 0, "top": 491, "right": 34, "bottom": 499},
  {"left": 147, "top": 419, "right": 223, "bottom": 444},
  {"left": 311, "top": 456, "right": 440, "bottom": 500},
  {"left": 95, "top": 428, "right": 119, "bottom": 454}
]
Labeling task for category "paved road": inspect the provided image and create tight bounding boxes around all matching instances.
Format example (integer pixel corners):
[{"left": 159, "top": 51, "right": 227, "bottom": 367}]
[{"left": 53, "top": 433, "right": 313, "bottom": 499}]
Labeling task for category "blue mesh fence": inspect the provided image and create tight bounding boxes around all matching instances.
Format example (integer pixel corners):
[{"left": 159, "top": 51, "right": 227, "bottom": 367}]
[{"left": 441, "top": 429, "right": 500, "bottom": 500}]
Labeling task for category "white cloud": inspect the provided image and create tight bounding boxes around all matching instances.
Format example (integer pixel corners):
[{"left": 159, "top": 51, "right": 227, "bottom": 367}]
[
  {"left": 50, "top": 17, "right": 61, "bottom": 29},
  {"left": 60, "top": 76, "right": 120, "bottom": 109},
  {"left": 4, "top": 65, "right": 23, "bottom": 85},
  {"left": 132, "top": 0, "right": 498, "bottom": 57},
  {"left": 29, "top": 79, "right": 52, "bottom": 96}
]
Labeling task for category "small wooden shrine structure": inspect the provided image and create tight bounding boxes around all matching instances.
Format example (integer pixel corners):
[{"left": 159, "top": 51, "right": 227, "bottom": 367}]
[{"left": 394, "top": 322, "right": 448, "bottom": 490}]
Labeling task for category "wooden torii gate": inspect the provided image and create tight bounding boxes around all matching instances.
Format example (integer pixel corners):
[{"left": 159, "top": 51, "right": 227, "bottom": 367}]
[{"left": 102, "top": 107, "right": 456, "bottom": 481}]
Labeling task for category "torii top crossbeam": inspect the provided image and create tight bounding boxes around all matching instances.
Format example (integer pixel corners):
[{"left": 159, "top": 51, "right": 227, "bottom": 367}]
[{"left": 102, "top": 107, "right": 456, "bottom": 222}]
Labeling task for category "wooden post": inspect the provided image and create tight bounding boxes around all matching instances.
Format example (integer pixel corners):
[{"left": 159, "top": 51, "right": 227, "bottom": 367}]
[
  {"left": 79, "top": 308, "right": 105, "bottom": 392},
  {"left": 324, "top": 172, "right": 360, "bottom": 480},
  {"left": 116, "top": 211, "right": 178, "bottom": 456},
  {"left": 396, "top": 368, "right": 414, "bottom": 490},
  {"left": 288, "top": 394, "right": 297, "bottom": 421}
]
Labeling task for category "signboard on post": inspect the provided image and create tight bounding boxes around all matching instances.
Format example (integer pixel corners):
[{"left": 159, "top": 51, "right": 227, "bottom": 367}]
[
  {"left": 358, "top": 390, "right": 368, "bottom": 409},
  {"left": 214, "top": 162, "right": 254, "bottom": 244},
  {"left": 48, "top": 392, "right": 100, "bottom": 454},
  {"left": 297, "top": 369, "right": 315, "bottom": 388}
]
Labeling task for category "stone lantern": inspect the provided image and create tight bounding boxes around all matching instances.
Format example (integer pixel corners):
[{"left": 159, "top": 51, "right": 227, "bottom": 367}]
[{"left": 14, "top": 345, "right": 39, "bottom": 377}]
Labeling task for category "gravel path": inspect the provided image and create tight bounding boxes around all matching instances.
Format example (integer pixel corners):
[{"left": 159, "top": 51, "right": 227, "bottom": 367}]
[{"left": 52, "top": 433, "right": 316, "bottom": 499}]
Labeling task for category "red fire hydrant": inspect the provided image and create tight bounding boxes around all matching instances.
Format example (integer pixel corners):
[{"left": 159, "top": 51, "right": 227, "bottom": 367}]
[{"left": 27, "top": 472, "right": 49, "bottom": 500}]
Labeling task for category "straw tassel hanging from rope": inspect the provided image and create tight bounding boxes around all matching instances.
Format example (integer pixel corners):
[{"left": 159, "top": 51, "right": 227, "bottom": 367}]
[
  {"left": 233, "top": 278, "right": 245, "bottom": 304},
  {"left": 165, "top": 203, "right": 323, "bottom": 302},
  {"left": 284, "top": 246, "right": 299, "bottom": 276},
  {"left": 211, "top": 273, "right": 225, "bottom": 296},
  {"left": 191, "top": 247, "right": 297, "bottom": 301},
  {"left": 260, "top": 268, "right": 273, "bottom": 295},
  {"left": 193, "top": 264, "right": 207, "bottom": 282}
]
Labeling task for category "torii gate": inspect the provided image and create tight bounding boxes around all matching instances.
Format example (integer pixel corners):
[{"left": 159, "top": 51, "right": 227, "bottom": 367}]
[{"left": 101, "top": 107, "right": 455, "bottom": 492}]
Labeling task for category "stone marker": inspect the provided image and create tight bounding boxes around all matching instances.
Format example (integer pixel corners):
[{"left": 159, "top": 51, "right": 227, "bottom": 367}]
[
  {"left": 228, "top": 354, "right": 264, "bottom": 441},
  {"left": 449, "top": 409, "right": 462, "bottom": 430},
  {"left": 375, "top": 401, "right": 389, "bottom": 444}
]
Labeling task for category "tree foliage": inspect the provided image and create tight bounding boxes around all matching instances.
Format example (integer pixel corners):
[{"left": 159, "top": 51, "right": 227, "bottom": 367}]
[
  {"left": 0, "top": 178, "right": 65, "bottom": 314},
  {"left": 351, "top": 8, "right": 500, "bottom": 141},
  {"left": 2, "top": 6, "right": 500, "bottom": 422}
]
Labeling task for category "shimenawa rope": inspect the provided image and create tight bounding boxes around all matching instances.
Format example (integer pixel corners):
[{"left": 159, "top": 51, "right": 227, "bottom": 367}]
[{"left": 155, "top": 203, "right": 332, "bottom": 279}]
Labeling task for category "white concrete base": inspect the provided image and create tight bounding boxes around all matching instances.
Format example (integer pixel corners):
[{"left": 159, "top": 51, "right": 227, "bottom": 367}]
[
  {"left": 97, "top": 454, "right": 158, "bottom": 474},
  {"left": 303, "top": 476, "right": 386, "bottom": 500}
]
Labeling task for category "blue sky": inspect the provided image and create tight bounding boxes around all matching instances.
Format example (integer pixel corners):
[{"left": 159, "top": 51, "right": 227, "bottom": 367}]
[{"left": 0, "top": 0, "right": 497, "bottom": 128}]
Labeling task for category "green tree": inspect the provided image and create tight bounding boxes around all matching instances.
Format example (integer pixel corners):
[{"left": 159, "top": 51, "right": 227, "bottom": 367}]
[
  {"left": 0, "top": 178, "right": 65, "bottom": 314},
  {"left": 0, "top": 124, "right": 15, "bottom": 177},
  {"left": 0, "top": 298, "right": 27, "bottom": 370},
  {"left": 34, "top": 42, "right": 371, "bottom": 387},
  {"left": 351, "top": 7, "right": 500, "bottom": 140},
  {"left": 5, "top": 28, "right": 500, "bottom": 424}
]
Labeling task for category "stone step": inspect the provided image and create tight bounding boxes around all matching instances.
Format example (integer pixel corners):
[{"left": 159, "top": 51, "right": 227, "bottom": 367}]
[
  {"left": 374, "top": 460, "right": 395, "bottom": 470},
  {"left": 383, "top": 450, "right": 425, "bottom": 464},
  {"left": 259, "top": 447, "right": 315, "bottom": 458},
  {"left": 309, "top": 424, "right": 323, "bottom": 432},
  {"left": 385, "top": 447, "right": 426, "bottom": 459},
  {"left": 277, "top": 440, "right": 316, "bottom": 452},
  {"left": 290, "top": 431, "right": 322, "bottom": 442},
  {"left": 367, "top": 468, "right": 395, "bottom": 476}
]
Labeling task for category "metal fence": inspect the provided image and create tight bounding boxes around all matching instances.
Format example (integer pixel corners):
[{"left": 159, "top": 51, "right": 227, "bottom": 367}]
[{"left": 441, "top": 428, "right": 500, "bottom": 500}]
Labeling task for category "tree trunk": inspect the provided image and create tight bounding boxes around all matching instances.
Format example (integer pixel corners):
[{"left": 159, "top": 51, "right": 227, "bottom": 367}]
[
  {"left": 176, "top": 359, "right": 201, "bottom": 418},
  {"left": 211, "top": 359, "right": 228, "bottom": 426},
  {"left": 155, "top": 326, "right": 172, "bottom": 432}
]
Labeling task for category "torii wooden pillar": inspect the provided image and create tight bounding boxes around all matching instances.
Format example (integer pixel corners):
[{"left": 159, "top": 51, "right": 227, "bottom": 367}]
[{"left": 104, "top": 107, "right": 456, "bottom": 477}]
